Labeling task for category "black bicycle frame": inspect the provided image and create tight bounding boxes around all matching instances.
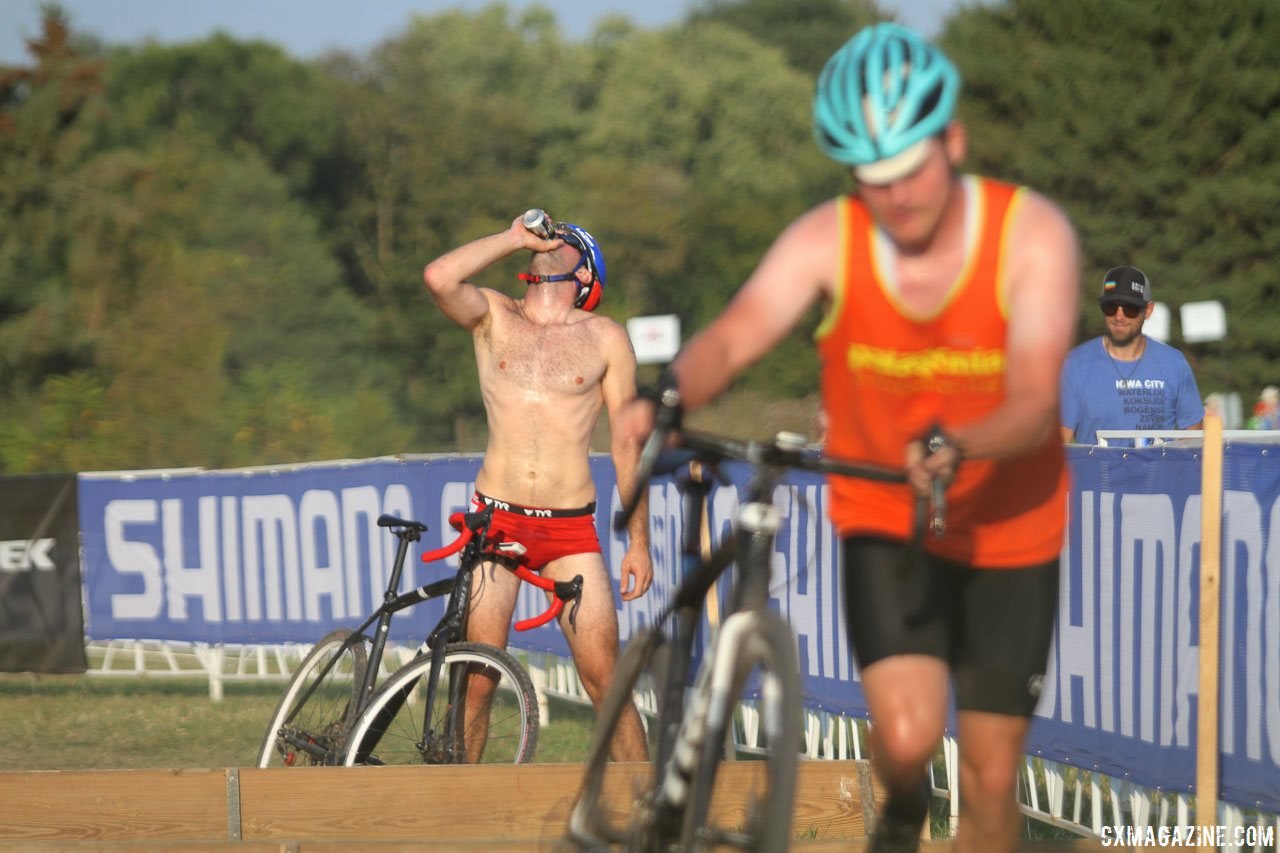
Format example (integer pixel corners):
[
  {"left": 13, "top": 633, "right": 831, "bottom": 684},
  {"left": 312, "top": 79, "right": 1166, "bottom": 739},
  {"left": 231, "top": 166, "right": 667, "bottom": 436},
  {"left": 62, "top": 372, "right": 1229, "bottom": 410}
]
[
  {"left": 277, "top": 509, "right": 496, "bottom": 765},
  {"left": 346, "top": 509, "right": 497, "bottom": 764},
  {"left": 652, "top": 466, "right": 712, "bottom": 774},
  {"left": 640, "top": 456, "right": 792, "bottom": 843}
]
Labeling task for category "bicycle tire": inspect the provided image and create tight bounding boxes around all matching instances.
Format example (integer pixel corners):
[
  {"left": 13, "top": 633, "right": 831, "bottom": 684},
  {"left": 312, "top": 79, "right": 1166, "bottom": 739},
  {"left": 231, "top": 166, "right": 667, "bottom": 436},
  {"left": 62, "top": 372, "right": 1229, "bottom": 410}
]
[
  {"left": 256, "top": 628, "right": 369, "bottom": 768},
  {"left": 679, "top": 609, "right": 802, "bottom": 852},
  {"left": 341, "top": 641, "right": 538, "bottom": 766},
  {"left": 567, "top": 626, "right": 674, "bottom": 850}
]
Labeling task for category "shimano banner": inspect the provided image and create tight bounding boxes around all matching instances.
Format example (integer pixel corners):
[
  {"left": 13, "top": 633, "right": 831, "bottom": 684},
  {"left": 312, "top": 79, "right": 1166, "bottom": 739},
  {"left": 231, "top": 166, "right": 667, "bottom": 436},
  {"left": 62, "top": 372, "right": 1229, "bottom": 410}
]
[
  {"left": 0, "top": 474, "right": 87, "bottom": 672},
  {"left": 1031, "top": 444, "right": 1280, "bottom": 814},
  {"left": 78, "top": 456, "right": 640, "bottom": 658},
  {"left": 77, "top": 446, "right": 1280, "bottom": 813}
]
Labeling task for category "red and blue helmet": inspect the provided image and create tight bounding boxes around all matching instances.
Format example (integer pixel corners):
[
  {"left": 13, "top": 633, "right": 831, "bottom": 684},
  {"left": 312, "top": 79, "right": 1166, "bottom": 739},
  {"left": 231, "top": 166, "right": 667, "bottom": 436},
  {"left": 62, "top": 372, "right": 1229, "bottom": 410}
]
[
  {"left": 558, "top": 223, "right": 606, "bottom": 311},
  {"left": 517, "top": 222, "right": 607, "bottom": 310}
]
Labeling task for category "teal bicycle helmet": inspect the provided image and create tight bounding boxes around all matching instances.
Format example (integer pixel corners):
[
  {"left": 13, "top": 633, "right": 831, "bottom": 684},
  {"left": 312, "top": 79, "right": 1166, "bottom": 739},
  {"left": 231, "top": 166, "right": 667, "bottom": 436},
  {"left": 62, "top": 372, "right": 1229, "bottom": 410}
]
[{"left": 813, "top": 23, "right": 960, "bottom": 184}]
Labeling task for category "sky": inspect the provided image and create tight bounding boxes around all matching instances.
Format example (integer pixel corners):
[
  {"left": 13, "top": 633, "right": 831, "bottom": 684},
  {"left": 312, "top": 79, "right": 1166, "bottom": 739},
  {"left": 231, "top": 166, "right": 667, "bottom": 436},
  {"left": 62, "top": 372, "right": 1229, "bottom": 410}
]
[{"left": 0, "top": 0, "right": 970, "bottom": 66}]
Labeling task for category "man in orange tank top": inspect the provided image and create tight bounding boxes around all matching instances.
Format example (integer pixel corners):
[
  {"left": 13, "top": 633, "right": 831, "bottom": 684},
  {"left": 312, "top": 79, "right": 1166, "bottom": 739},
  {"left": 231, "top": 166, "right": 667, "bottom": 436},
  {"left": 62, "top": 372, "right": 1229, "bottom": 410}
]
[{"left": 619, "top": 23, "right": 1079, "bottom": 853}]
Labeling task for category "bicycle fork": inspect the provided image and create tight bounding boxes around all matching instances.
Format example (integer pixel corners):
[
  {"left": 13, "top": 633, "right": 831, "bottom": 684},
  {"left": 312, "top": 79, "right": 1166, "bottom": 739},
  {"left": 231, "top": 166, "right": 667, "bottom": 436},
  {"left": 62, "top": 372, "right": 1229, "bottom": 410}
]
[
  {"left": 660, "top": 610, "right": 768, "bottom": 806},
  {"left": 656, "top": 499, "right": 783, "bottom": 827}
]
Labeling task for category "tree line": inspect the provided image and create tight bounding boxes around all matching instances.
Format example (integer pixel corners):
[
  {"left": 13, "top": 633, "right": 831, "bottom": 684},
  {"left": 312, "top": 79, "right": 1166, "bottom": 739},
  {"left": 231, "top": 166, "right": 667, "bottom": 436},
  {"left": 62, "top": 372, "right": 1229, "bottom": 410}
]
[{"left": 1, "top": 0, "right": 1275, "bottom": 474}]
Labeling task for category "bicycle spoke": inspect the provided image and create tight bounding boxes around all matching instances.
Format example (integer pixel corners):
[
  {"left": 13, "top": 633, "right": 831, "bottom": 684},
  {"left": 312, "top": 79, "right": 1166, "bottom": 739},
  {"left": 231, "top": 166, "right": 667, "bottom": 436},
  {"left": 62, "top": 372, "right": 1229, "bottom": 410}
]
[
  {"left": 344, "top": 643, "right": 538, "bottom": 766},
  {"left": 256, "top": 629, "right": 368, "bottom": 768}
]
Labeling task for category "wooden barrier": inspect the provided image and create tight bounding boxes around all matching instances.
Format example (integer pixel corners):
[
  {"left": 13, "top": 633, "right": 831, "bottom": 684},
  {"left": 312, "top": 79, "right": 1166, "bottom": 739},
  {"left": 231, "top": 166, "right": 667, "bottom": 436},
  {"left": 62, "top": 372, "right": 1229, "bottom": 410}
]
[
  {"left": 0, "top": 761, "right": 1108, "bottom": 850},
  {"left": 239, "top": 760, "right": 877, "bottom": 843},
  {"left": 0, "top": 768, "right": 229, "bottom": 844},
  {"left": 0, "top": 761, "right": 872, "bottom": 846}
]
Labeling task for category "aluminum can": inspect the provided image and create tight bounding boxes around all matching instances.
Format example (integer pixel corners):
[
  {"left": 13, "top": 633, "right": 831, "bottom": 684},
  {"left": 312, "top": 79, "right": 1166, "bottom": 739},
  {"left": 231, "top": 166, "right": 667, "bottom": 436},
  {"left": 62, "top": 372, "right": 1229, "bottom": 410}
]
[{"left": 521, "top": 208, "right": 557, "bottom": 239}]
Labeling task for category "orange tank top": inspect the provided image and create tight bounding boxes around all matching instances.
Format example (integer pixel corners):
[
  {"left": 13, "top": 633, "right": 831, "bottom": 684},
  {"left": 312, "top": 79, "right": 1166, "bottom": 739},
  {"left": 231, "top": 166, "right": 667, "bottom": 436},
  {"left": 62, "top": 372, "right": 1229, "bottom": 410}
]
[{"left": 815, "top": 176, "right": 1068, "bottom": 568}]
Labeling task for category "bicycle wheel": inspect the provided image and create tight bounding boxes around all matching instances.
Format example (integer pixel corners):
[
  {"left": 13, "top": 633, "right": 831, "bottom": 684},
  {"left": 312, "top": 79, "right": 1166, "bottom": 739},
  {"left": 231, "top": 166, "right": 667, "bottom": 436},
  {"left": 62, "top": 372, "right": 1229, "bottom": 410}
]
[
  {"left": 341, "top": 641, "right": 538, "bottom": 766},
  {"left": 256, "top": 628, "right": 369, "bottom": 768},
  {"left": 567, "top": 626, "right": 676, "bottom": 850},
  {"left": 679, "top": 609, "right": 802, "bottom": 852}
]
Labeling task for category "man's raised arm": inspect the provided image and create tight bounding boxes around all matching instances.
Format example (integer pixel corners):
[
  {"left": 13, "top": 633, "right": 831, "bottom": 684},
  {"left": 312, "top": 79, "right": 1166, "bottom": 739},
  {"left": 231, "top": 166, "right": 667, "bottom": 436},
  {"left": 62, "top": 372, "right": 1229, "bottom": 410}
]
[{"left": 423, "top": 216, "right": 563, "bottom": 329}]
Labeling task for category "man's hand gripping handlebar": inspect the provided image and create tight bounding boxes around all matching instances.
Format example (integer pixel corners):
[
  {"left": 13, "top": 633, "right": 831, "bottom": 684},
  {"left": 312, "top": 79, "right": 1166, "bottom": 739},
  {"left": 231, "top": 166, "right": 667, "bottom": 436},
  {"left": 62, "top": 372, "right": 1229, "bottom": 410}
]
[
  {"left": 420, "top": 506, "right": 584, "bottom": 633},
  {"left": 924, "top": 427, "right": 947, "bottom": 536}
]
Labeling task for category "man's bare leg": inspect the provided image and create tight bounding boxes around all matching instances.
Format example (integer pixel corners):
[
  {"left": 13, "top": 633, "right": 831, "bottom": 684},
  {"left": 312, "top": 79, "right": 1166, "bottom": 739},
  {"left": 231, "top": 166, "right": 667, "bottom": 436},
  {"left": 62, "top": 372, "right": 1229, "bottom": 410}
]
[
  {"left": 860, "top": 654, "right": 949, "bottom": 850},
  {"left": 953, "top": 710, "right": 1029, "bottom": 853},
  {"left": 462, "top": 561, "right": 520, "bottom": 762},
  {"left": 547, "top": 552, "right": 649, "bottom": 761}
]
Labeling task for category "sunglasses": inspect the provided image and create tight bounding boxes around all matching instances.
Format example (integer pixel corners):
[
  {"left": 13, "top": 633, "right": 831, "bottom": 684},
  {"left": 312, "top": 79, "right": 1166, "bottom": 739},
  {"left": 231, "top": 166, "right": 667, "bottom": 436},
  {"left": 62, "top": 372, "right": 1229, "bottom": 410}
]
[{"left": 1101, "top": 302, "right": 1142, "bottom": 319}]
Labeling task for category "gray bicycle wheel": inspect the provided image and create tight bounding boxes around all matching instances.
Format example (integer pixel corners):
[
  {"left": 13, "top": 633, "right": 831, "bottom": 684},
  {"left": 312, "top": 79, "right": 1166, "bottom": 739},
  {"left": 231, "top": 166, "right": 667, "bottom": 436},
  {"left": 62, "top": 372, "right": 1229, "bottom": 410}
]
[
  {"left": 341, "top": 641, "right": 538, "bottom": 766},
  {"left": 567, "top": 626, "right": 674, "bottom": 850},
  {"left": 256, "top": 628, "right": 369, "bottom": 768},
  {"left": 679, "top": 609, "right": 802, "bottom": 852}
]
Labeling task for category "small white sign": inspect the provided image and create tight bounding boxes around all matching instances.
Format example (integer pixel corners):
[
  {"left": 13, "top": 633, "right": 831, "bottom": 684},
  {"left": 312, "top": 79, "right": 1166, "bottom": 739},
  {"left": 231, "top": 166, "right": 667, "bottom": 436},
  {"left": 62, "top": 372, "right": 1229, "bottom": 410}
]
[
  {"left": 626, "top": 314, "right": 681, "bottom": 365},
  {"left": 1145, "top": 302, "right": 1171, "bottom": 342},
  {"left": 1180, "top": 300, "right": 1227, "bottom": 344}
]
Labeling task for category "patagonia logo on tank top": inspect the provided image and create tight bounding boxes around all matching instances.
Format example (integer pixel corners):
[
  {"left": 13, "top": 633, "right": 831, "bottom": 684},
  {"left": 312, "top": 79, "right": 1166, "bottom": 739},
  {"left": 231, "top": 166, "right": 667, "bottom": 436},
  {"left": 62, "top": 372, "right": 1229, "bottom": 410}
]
[{"left": 845, "top": 342, "right": 1005, "bottom": 392}]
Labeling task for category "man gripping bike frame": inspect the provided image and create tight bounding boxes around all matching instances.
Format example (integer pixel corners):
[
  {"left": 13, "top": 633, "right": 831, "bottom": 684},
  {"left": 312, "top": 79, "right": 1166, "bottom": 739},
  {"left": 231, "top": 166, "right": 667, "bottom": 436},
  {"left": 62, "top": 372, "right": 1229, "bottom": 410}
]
[{"left": 617, "top": 23, "right": 1079, "bottom": 853}]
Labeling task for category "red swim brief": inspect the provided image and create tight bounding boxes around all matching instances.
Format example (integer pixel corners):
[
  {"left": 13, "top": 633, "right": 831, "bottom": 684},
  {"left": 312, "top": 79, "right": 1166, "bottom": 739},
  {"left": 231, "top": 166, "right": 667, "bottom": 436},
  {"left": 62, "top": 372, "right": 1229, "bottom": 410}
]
[{"left": 471, "top": 492, "right": 602, "bottom": 571}]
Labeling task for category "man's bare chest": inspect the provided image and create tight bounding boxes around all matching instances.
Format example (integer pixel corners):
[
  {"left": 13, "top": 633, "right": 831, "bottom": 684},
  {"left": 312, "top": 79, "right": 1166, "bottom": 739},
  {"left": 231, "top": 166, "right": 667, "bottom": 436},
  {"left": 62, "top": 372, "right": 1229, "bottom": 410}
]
[{"left": 482, "top": 321, "right": 605, "bottom": 396}]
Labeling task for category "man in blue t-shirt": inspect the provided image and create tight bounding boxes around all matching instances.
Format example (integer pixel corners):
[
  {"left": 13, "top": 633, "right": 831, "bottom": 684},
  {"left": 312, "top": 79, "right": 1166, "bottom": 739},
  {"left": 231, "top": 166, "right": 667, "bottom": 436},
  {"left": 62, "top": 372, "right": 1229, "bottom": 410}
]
[{"left": 1061, "top": 265, "right": 1204, "bottom": 445}]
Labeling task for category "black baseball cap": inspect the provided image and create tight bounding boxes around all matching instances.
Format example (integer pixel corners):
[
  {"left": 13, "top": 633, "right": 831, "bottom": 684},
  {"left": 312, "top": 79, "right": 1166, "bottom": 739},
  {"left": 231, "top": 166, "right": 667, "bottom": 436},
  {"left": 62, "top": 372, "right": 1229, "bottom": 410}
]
[{"left": 1099, "top": 265, "right": 1152, "bottom": 307}]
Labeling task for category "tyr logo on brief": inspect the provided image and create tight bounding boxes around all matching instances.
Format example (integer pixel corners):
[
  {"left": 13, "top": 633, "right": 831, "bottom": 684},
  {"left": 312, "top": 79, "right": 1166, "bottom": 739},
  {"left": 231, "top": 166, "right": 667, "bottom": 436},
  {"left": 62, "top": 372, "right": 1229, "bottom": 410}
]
[{"left": 523, "top": 508, "right": 553, "bottom": 518}]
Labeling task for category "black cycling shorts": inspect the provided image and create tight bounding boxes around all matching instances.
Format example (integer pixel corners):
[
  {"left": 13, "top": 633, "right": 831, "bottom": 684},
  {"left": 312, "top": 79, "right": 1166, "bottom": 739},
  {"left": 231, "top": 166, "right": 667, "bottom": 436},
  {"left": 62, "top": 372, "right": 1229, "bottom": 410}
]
[{"left": 842, "top": 536, "right": 1059, "bottom": 717}]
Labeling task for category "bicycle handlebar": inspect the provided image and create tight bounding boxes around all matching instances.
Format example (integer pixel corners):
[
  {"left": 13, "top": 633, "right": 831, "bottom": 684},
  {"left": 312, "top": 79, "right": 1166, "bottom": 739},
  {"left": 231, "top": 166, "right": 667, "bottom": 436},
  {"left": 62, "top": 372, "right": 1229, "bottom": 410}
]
[
  {"left": 510, "top": 568, "right": 583, "bottom": 631},
  {"left": 420, "top": 510, "right": 582, "bottom": 632},
  {"left": 417, "top": 514, "right": 478, "bottom": 564},
  {"left": 616, "top": 421, "right": 908, "bottom": 532}
]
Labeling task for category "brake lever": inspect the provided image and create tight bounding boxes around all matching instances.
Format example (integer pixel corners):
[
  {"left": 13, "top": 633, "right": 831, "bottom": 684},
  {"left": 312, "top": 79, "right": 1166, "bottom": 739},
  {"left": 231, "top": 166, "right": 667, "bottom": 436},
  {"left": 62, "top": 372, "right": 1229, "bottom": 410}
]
[
  {"left": 924, "top": 426, "right": 949, "bottom": 537},
  {"left": 555, "top": 575, "right": 584, "bottom": 632}
]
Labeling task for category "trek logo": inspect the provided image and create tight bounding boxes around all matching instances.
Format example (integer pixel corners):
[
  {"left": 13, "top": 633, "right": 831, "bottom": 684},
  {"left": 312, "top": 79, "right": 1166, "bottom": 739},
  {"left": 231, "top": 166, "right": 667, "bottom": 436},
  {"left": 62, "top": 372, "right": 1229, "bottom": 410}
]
[{"left": 0, "top": 538, "right": 56, "bottom": 572}]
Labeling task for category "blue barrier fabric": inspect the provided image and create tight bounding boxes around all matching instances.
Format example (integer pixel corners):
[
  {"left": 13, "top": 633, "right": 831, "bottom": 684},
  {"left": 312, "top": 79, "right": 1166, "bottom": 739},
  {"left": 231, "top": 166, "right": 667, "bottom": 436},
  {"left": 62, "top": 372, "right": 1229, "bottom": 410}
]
[
  {"left": 77, "top": 445, "right": 1279, "bottom": 812},
  {"left": 1031, "top": 445, "right": 1280, "bottom": 812}
]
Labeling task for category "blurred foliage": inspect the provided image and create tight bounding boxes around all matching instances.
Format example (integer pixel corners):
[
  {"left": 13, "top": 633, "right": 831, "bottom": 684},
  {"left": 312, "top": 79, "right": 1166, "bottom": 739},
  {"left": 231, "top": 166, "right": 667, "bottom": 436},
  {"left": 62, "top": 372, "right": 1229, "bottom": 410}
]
[
  {"left": 946, "top": 0, "right": 1280, "bottom": 392},
  {"left": 688, "top": 0, "right": 885, "bottom": 77},
  {"left": 0, "top": 0, "right": 1275, "bottom": 473}
]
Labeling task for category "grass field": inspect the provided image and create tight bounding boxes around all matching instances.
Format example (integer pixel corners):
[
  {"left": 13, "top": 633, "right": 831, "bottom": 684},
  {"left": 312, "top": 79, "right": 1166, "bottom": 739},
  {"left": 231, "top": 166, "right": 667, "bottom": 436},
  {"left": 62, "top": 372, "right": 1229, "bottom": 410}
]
[
  {"left": 0, "top": 672, "right": 1109, "bottom": 843},
  {"left": 0, "top": 672, "right": 597, "bottom": 771}
]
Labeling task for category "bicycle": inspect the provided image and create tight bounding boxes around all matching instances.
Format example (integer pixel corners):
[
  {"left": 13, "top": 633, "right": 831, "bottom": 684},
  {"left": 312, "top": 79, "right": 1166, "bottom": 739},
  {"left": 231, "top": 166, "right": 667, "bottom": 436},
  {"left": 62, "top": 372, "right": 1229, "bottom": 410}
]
[
  {"left": 256, "top": 504, "right": 583, "bottom": 768},
  {"left": 567, "top": 424, "right": 915, "bottom": 852}
]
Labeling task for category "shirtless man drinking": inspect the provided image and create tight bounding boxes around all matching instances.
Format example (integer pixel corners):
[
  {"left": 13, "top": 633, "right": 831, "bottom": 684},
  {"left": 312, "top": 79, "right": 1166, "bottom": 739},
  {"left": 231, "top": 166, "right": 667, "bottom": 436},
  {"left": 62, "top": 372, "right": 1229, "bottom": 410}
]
[{"left": 423, "top": 212, "right": 650, "bottom": 761}]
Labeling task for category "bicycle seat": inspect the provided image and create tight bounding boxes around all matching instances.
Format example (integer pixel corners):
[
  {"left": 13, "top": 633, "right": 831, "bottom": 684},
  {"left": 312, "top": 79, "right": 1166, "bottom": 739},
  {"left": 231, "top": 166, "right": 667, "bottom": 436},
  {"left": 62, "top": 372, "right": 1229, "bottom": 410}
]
[{"left": 376, "top": 514, "right": 427, "bottom": 532}]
